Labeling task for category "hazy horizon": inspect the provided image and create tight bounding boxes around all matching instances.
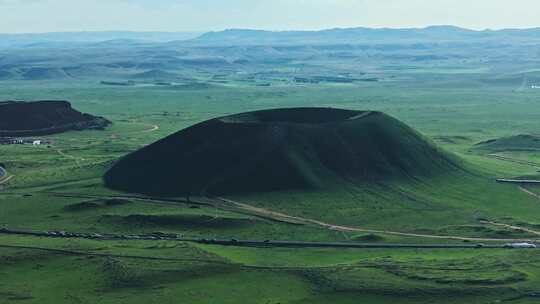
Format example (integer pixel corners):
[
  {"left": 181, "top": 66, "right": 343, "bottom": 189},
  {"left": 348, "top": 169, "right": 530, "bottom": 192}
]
[
  {"left": 0, "top": 0, "right": 539, "bottom": 34},
  {"left": 2, "top": 24, "right": 540, "bottom": 36}
]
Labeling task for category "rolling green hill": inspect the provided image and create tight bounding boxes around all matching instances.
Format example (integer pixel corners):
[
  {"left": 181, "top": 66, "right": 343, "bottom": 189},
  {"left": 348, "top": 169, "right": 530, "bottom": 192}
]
[
  {"left": 105, "top": 108, "right": 461, "bottom": 196},
  {"left": 0, "top": 69, "right": 16, "bottom": 80},
  {"left": 129, "top": 69, "right": 179, "bottom": 80},
  {"left": 21, "top": 67, "right": 70, "bottom": 80}
]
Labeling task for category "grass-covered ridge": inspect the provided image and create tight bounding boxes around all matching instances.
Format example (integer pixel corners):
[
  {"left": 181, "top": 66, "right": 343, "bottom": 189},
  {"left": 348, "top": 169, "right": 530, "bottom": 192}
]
[
  {"left": 475, "top": 134, "right": 540, "bottom": 152},
  {"left": 104, "top": 108, "right": 462, "bottom": 196}
]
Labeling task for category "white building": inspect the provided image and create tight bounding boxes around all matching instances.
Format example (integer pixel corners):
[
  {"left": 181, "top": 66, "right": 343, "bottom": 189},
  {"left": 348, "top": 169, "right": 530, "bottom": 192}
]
[{"left": 32, "top": 140, "right": 42, "bottom": 146}]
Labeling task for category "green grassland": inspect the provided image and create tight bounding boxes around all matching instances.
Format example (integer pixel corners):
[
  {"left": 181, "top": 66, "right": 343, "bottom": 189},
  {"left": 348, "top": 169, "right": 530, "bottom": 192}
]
[{"left": 2, "top": 61, "right": 540, "bottom": 303}]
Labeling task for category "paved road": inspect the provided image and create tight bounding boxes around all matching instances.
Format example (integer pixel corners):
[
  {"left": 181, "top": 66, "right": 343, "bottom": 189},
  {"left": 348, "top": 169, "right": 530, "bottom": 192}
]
[
  {"left": 496, "top": 179, "right": 540, "bottom": 184},
  {"left": 1, "top": 228, "right": 536, "bottom": 250},
  {"left": 199, "top": 239, "right": 506, "bottom": 249}
]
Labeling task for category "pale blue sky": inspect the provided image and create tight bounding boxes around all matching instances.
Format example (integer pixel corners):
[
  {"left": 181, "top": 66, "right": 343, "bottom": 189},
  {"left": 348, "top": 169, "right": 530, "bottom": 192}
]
[{"left": 1, "top": 0, "right": 539, "bottom": 33}]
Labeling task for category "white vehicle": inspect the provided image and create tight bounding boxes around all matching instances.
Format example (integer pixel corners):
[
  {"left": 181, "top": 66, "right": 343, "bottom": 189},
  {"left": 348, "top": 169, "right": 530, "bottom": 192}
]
[{"left": 504, "top": 243, "right": 537, "bottom": 249}]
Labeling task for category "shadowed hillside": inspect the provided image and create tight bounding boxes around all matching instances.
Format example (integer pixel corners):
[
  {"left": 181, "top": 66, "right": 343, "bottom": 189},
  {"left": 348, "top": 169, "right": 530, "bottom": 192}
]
[
  {"left": 0, "top": 100, "right": 110, "bottom": 136},
  {"left": 21, "top": 67, "right": 70, "bottom": 80},
  {"left": 129, "top": 69, "right": 179, "bottom": 80},
  {"left": 105, "top": 108, "right": 461, "bottom": 197}
]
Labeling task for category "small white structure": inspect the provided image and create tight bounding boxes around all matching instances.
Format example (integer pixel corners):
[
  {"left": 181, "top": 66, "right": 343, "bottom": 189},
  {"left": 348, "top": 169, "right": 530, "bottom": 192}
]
[
  {"left": 32, "top": 140, "right": 41, "bottom": 146},
  {"left": 532, "top": 85, "right": 540, "bottom": 89}
]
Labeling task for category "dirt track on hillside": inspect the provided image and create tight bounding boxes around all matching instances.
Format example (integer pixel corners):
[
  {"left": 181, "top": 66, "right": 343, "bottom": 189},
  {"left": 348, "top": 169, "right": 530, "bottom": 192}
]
[
  {"left": 0, "top": 167, "right": 14, "bottom": 185},
  {"left": 43, "top": 192, "right": 540, "bottom": 243},
  {"left": 56, "top": 149, "right": 86, "bottom": 163},
  {"left": 520, "top": 186, "right": 540, "bottom": 201},
  {"left": 213, "top": 197, "right": 540, "bottom": 242},
  {"left": 481, "top": 220, "right": 540, "bottom": 236},
  {"left": 486, "top": 154, "right": 540, "bottom": 168},
  {"left": 0, "top": 175, "right": 14, "bottom": 185},
  {"left": 143, "top": 124, "right": 159, "bottom": 133},
  {"left": 123, "top": 121, "right": 160, "bottom": 134}
]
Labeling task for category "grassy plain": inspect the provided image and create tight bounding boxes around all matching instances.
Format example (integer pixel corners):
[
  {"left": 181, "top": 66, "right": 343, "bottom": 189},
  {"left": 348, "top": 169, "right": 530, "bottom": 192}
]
[{"left": 1, "top": 66, "right": 540, "bottom": 303}]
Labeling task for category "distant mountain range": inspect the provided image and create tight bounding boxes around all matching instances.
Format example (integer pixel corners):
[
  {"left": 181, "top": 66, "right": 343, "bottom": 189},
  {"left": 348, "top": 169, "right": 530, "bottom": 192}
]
[
  {"left": 0, "top": 31, "right": 201, "bottom": 48},
  {"left": 194, "top": 26, "right": 540, "bottom": 45},
  {"left": 2, "top": 26, "right": 540, "bottom": 48}
]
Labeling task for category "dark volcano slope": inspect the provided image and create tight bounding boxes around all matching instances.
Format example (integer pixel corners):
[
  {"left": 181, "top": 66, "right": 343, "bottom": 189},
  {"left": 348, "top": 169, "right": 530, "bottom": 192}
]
[
  {"left": 105, "top": 108, "right": 461, "bottom": 197},
  {"left": 0, "top": 100, "right": 110, "bottom": 136}
]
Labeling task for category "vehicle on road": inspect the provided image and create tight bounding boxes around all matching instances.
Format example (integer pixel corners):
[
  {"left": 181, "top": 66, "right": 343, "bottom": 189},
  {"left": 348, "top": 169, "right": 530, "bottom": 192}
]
[{"left": 503, "top": 243, "right": 538, "bottom": 249}]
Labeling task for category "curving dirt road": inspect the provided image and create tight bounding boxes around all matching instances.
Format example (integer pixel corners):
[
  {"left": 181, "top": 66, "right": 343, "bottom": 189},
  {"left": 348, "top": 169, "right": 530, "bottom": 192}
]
[
  {"left": 216, "top": 197, "right": 540, "bottom": 242},
  {"left": 143, "top": 124, "right": 159, "bottom": 133},
  {"left": 46, "top": 192, "right": 540, "bottom": 243},
  {"left": 520, "top": 186, "right": 540, "bottom": 201},
  {"left": 56, "top": 149, "right": 85, "bottom": 163},
  {"left": 481, "top": 220, "right": 540, "bottom": 236},
  {"left": 0, "top": 167, "right": 14, "bottom": 185},
  {"left": 122, "top": 121, "right": 160, "bottom": 135},
  {"left": 486, "top": 154, "right": 540, "bottom": 168}
]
